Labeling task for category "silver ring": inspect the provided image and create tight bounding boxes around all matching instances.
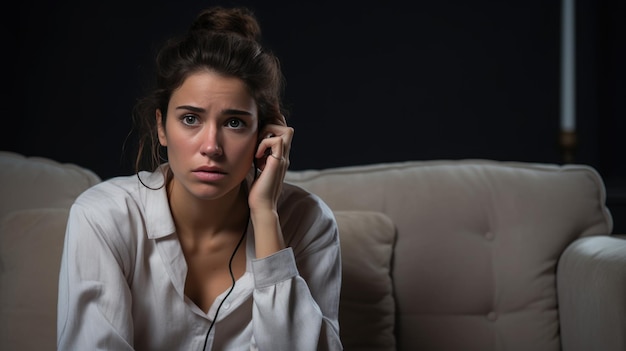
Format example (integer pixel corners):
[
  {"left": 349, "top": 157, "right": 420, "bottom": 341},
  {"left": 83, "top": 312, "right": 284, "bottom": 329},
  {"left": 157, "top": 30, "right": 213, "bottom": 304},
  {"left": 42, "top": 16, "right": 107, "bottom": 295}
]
[{"left": 269, "top": 153, "right": 284, "bottom": 161}]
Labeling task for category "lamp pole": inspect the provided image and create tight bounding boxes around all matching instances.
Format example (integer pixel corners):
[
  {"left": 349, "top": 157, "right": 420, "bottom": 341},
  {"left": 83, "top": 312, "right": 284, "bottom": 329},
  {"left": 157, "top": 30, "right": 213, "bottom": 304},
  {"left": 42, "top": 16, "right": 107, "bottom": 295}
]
[{"left": 560, "top": 0, "right": 576, "bottom": 163}]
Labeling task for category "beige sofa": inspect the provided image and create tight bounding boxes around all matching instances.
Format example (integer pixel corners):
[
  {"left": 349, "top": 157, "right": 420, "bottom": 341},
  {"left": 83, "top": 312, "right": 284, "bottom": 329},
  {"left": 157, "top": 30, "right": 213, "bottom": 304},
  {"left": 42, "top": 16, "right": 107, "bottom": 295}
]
[{"left": 1, "top": 150, "right": 625, "bottom": 351}]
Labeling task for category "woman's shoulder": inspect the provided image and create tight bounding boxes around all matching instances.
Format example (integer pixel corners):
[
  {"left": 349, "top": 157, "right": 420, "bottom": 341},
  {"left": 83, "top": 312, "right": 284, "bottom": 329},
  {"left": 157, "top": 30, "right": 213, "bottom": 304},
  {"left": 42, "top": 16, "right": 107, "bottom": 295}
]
[
  {"left": 67, "top": 170, "right": 170, "bottom": 244},
  {"left": 65, "top": 174, "right": 159, "bottom": 267},
  {"left": 74, "top": 174, "right": 142, "bottom": 206},
  {"left": 279, "top": 182, "right": 339, "bottom": 252},
  {"left": 72, "top": 170, "right": 167, "bottom": 216},
  {"left": 280, "top": 182, "right": 333, "bottom": 217}
]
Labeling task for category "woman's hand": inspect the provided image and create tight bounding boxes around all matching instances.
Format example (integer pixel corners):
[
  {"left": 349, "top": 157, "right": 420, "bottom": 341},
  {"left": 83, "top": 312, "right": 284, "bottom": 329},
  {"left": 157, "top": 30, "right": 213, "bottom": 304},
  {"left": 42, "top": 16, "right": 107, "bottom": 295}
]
[
  {"left": 248, "top": 116, "right": 293, "bottom": 258},
  {"left": 249, "top": 116, "right": 293, "bottom": 212}
]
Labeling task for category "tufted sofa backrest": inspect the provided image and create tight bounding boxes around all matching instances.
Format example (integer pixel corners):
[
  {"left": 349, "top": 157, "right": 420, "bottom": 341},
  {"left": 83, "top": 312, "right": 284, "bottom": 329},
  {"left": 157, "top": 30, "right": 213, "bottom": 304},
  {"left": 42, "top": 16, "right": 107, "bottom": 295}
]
[{"left": 0, "top": 151, "right": 101, "bottom": 218}]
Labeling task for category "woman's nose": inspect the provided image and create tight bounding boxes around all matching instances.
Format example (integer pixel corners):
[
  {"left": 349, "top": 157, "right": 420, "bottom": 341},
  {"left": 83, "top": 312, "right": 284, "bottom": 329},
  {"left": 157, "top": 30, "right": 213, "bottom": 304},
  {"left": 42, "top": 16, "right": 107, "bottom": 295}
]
[{"left": 201, "top": 127, "right": 222, "bottom": 157}]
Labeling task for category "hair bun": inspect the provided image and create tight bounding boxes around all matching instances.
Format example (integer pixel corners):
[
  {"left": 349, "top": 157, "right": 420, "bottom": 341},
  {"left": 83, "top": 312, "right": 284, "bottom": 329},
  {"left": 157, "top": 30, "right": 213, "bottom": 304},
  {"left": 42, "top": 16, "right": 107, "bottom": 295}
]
[{"left": 189, "top": 6, "right": 261, "bottom": 42}]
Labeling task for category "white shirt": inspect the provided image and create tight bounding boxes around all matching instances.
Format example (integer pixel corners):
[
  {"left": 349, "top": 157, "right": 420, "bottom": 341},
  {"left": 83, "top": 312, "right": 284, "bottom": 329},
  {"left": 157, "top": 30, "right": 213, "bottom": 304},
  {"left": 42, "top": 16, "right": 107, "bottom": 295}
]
[{"left": 57, "top": 166, "right": 342, "bottom": 350}]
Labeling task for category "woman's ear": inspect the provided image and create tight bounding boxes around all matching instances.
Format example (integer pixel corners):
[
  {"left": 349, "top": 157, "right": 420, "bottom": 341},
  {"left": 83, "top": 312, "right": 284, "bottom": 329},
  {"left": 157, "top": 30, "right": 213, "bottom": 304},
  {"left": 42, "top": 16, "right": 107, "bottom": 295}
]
[{"left": 156, "top": 109, "right": 167, "bottom": 147}]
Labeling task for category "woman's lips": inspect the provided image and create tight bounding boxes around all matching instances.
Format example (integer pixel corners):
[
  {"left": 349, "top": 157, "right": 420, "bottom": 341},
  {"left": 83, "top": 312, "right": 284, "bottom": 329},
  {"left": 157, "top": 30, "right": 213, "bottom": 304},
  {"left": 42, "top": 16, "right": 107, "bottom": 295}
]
[{"left": 192, "top": 166, "right": 226, "bottom": 182}]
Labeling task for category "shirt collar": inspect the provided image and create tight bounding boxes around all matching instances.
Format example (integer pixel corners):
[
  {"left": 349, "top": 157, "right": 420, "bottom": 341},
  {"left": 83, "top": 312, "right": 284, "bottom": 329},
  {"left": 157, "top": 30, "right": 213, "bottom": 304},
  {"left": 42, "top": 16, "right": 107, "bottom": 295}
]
[
  {"left": 140, "top": 164, "right": 176, "bottom": 239},
  {"left": 139, "top": 163, "right": 258, "bottom": 240}
]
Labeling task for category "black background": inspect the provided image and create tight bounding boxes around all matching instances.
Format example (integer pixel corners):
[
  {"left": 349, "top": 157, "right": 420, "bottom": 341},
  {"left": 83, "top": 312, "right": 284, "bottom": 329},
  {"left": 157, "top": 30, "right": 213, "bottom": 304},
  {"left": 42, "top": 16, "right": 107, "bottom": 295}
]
[{"left": 3, "top": 0, "right": 625, "bottom": 231}]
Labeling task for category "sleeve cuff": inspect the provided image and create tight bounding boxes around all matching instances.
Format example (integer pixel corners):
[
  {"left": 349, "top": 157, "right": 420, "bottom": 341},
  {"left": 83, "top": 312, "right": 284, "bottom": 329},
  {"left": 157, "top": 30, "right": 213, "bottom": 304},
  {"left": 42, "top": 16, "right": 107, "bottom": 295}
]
[{"left": 251, "top": 247, "right": 298, "bottom": 288}]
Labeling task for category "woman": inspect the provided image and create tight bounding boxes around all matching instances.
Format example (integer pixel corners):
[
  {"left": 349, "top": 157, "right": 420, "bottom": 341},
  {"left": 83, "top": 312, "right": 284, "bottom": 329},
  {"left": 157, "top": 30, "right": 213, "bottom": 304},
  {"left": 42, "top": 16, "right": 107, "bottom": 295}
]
[{"left": 57, "top": 6, "right": 342, "bottom": 350}]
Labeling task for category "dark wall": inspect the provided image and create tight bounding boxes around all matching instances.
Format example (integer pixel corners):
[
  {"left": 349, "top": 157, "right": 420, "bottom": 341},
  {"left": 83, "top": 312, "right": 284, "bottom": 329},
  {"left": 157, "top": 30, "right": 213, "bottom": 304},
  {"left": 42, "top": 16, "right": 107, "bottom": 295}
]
[{"left": 4, "top": 1, "right": 625, "bottom": 230}]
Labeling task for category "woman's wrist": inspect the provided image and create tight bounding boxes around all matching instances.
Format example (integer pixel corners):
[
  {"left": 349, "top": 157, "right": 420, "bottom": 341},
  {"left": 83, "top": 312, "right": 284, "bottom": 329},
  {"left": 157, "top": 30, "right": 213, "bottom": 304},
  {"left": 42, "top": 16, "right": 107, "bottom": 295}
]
[{"left": 250, "top": 208, "right": 285, "bottom": 258}]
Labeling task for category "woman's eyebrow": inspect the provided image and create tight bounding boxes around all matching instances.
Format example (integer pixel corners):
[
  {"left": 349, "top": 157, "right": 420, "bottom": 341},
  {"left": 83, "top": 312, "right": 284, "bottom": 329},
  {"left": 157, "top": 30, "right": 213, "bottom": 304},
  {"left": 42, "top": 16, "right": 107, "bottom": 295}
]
[
  {"left": 175, "top": 105, "right": 205, "bottom": 113},
  {"left": 221, "top": 109, "right": 253, "bottom": 116}
]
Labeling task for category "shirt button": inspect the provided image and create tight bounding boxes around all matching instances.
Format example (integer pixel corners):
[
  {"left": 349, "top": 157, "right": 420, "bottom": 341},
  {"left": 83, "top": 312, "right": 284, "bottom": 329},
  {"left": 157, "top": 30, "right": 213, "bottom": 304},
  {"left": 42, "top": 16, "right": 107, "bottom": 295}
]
[
  {"left": 487, "top": 311, "right": 497, "bottom": 321},
  {"left": 485, "top": 231, "right": 494, "bottom": 240}
]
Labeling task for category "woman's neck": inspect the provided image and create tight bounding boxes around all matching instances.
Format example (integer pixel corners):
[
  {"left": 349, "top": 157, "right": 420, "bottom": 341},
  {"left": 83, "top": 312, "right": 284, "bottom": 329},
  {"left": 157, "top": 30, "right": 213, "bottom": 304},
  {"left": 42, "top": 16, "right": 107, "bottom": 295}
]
[{"left": 167, "top": 179, "right": 249, "bottom": 239}]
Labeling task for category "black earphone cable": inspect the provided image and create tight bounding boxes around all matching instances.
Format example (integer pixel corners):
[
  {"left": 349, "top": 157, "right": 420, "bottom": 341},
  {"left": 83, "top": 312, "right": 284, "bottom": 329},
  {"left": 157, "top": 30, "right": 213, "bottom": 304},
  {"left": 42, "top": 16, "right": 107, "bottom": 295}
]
[
  {"left": 201, "top": 217, "right": 248, "bottom": 350},
  {"left": 202, "top": 171, "right": 257, "bottom": 350}
]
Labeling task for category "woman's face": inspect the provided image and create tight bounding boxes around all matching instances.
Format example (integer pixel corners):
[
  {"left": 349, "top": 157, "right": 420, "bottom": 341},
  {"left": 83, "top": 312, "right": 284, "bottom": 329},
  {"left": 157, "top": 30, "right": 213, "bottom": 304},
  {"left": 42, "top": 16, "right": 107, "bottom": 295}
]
[{"left": 157, "top": 70, "right": 258, "bottom": 201}]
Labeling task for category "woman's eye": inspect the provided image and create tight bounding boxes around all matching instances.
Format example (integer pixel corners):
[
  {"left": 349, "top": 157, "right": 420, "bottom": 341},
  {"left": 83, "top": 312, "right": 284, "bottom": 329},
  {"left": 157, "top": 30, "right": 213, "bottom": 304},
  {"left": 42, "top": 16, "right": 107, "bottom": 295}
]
[
  {"left": 182, "top": 115, "right": 198, "bottom": 126},
  {"left": 226, "top": 118, "right": 245, "bottom": 129}
]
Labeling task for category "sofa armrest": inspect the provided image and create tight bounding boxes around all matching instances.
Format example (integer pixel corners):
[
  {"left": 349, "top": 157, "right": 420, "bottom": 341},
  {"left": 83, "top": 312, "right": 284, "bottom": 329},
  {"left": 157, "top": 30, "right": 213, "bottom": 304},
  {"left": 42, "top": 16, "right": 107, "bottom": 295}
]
[{"left": 557, "top": 235, "right": 626, "bottom": 351}]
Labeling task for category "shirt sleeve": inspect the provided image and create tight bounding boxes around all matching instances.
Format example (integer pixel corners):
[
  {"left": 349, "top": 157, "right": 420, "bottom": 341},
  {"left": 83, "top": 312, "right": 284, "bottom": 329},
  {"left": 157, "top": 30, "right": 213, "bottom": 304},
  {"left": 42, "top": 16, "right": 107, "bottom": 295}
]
[
  {"left": 250, "top": 189, "right": 343, "bottom": 351},
  {"left": 57, "top": 198, "right": 136, "bottom": 350}
]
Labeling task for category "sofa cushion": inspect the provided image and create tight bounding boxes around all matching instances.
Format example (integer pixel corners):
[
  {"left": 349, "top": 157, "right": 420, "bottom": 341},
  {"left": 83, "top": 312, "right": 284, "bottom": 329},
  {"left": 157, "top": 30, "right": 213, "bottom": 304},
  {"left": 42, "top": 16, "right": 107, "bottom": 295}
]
[
  {"left": 0, "top": 208, "right": 69, "bottom": 350},
  {"left": 334, "top": 210, "right": 397, "bottom": 350}
]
